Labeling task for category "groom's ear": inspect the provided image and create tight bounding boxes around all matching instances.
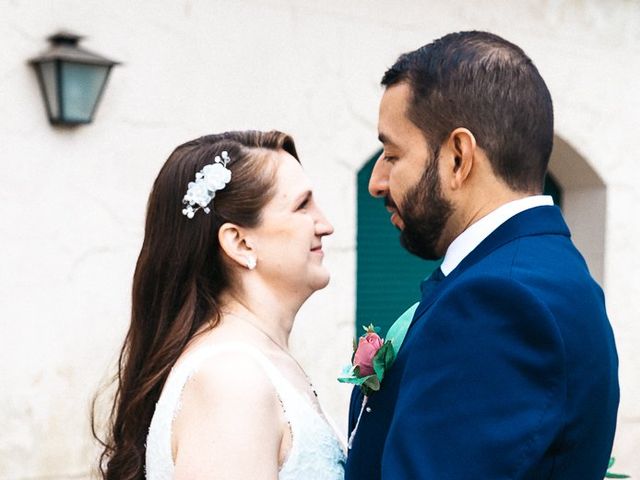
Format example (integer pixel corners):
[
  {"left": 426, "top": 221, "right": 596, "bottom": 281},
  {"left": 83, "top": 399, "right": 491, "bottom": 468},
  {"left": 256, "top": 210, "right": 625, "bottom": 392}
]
[
  {"left": 218, "top": 223, "right": 255, "bottom": 269},
  {"left": 445, "top": 127, "right": 476, "bottom": 190}
]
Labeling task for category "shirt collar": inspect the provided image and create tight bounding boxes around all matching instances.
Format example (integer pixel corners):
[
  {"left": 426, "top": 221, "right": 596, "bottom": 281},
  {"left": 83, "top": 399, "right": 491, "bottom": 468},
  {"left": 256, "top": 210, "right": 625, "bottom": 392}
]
[{"left": 440, "top": 195, "right": 554, "bottom": 276}]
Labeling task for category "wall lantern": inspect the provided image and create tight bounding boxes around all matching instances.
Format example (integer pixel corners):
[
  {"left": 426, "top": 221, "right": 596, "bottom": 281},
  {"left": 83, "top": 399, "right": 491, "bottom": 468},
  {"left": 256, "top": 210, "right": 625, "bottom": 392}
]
[{"left": 29, "top": 31, "right": 119, "bottom": 126}]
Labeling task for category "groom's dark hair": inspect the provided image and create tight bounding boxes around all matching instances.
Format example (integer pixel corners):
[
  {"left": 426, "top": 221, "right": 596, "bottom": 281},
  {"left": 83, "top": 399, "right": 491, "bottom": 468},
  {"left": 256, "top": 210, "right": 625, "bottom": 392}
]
[{"left": 382, "top": 31, "right": 554, "bottom": 193}]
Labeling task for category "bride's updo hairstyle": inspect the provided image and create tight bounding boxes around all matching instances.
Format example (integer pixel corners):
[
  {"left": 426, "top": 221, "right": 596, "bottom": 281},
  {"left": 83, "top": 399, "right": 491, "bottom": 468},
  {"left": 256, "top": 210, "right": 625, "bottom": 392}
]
[{"left": 94, "top": 131, "right": 299, "bottom": 480}]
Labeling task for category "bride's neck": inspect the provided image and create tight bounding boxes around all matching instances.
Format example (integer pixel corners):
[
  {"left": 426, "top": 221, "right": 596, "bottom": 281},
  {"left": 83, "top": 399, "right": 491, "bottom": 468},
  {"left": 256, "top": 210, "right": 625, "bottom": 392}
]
[{"left": 220, "top": 281, "right": 303, "bottom": 349}]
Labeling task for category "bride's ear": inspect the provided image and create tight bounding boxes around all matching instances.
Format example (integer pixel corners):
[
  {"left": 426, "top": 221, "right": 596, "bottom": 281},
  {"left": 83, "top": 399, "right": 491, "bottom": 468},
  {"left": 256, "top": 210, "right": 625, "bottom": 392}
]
[{"left": 218, "top": 223, "right": 256, "bottom": 270}]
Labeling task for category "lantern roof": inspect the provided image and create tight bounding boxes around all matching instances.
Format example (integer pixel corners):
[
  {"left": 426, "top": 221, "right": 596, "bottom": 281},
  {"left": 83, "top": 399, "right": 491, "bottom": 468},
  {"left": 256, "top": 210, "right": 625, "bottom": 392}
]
[{"left": 29, "top": 31, "right": 120, "bottom": 67}]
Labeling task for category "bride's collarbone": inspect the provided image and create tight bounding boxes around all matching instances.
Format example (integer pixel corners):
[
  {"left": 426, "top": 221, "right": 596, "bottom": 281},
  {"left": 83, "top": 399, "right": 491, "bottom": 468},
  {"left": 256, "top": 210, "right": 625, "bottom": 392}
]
[
  {"left": 178, "top": 332, "right": 320, "bottom": 408},
  {"left": 267, "top": 352, "right": 318, "bottom": 398}
]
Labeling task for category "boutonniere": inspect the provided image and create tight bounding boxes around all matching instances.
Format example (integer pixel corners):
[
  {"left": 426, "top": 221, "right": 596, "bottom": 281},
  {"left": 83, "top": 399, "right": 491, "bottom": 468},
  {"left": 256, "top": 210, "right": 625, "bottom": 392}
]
[
  {"left": 338, "top": 303, "right": 419, "bottom": 448},
  {"left": 338, "top": 324, "right": 394, "bottom": 396}
]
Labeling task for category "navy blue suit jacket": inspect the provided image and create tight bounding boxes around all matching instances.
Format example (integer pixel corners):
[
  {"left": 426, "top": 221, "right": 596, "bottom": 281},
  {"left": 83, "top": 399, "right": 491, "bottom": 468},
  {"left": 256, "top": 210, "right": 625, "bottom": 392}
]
[{"left": 346, "top": 206, "right": 619, "bottom": 480}]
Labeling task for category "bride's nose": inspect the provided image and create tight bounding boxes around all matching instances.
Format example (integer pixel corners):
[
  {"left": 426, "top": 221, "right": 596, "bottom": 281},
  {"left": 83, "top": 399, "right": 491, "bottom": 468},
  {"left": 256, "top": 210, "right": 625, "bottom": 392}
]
[{"left": 315, "top": 208, "right": 334, "bottom": 236}]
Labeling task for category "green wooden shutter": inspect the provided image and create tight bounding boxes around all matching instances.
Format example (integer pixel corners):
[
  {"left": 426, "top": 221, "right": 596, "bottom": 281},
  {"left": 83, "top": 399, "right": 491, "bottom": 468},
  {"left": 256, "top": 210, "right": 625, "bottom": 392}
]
[{"left": 356, "top": 151, "right": 441, "bottom": 336}]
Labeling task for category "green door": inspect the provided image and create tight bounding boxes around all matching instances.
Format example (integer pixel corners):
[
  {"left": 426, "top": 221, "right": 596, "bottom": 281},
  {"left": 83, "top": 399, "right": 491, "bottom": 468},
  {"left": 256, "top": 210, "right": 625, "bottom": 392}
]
[{"left": 356, "top": 151, "right": 562, "bottom": 336}]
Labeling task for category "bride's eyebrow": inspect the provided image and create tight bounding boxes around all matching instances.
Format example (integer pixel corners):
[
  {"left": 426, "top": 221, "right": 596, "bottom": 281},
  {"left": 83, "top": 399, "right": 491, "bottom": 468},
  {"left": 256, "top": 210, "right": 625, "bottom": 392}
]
[{"left": 293, "top": 190, "right": 312, "bottom": 207}]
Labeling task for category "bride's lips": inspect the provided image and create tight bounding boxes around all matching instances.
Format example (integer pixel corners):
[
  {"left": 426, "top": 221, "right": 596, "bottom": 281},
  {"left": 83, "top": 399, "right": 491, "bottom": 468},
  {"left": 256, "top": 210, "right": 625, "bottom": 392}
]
[{"left": 311, "top": 245, "right": 324, "bottom": 256}]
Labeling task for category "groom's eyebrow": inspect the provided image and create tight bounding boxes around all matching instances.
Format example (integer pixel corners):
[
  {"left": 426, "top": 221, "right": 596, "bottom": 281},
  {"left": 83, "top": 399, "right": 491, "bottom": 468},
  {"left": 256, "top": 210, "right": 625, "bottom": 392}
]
[{"left": 378, "top": 133, "right": 396, "bottom": 147}]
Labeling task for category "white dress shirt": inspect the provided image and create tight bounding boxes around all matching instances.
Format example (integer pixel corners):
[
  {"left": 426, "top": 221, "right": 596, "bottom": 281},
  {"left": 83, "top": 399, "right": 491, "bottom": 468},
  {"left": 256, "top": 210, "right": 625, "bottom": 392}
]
[{"left": 440, "top": 195, "right": 554, "bottom": 276}]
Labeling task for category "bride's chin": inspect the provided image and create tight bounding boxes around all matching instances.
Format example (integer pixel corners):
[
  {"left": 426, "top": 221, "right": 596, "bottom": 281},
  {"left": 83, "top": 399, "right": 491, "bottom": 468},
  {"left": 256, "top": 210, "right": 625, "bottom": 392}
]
[{"left": 310, "top": 271, "right": 331, "bottom": 292}]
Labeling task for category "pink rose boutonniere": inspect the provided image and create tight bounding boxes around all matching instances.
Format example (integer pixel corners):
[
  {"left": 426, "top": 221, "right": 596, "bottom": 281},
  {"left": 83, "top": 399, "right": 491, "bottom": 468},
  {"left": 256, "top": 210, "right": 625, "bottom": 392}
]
[
  {"left": 354, "top": 328, "right": 385, "bottom": 376},
  {"left": 339, "top": 301, "right": 419, "bottom": 397},
  {"left": 338, "top": 324, "right": 395, "bottom": 396},
  {"left": 338, "top": 304, "right": 418, "bottom": 448}
]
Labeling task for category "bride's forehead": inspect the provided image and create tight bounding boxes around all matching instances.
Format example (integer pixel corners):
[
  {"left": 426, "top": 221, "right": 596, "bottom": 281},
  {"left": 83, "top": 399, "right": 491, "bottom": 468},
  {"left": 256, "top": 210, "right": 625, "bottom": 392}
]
[
  {"left": 273, "top": 151, "right": 303, "bottom": 176},
  {"left": 272, "top": 155, "right": 310, "bottom": 193}
]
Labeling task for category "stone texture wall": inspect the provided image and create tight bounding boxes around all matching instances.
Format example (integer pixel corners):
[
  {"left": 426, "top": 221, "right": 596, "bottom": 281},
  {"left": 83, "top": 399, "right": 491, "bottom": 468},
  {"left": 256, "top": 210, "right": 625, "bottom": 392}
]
[{"left": 1, "top": 0, "right": 638, "bottom": 478}]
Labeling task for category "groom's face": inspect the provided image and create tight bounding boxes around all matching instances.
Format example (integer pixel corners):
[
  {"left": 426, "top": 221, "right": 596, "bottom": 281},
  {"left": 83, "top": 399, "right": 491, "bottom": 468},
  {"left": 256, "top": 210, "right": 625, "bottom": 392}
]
[{"left": 370, "top": 82, "right": 454, "bottom": 260}]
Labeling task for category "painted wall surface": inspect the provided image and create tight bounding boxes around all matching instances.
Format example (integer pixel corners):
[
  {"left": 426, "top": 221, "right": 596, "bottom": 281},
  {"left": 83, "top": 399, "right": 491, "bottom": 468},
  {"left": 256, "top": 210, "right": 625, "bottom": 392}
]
[{"left": 1, "top": 1, "right": 638, "bottom": 478}]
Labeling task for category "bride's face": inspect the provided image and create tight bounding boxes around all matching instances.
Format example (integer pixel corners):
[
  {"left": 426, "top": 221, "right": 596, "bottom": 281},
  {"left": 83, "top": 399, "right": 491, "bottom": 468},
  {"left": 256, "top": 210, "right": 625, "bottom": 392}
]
[{"left": 249, "top": 151, "right": 334, "bottom": 295}]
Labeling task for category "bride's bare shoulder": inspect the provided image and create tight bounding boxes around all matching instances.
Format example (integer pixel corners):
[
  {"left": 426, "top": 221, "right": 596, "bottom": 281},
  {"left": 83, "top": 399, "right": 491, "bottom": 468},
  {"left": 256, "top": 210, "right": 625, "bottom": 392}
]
[
  {"left": 171, "top": 345, "right": 283, "bottom": 477},
  {"left": 176, "top": 344, "right": 280, "bottom": 419}
]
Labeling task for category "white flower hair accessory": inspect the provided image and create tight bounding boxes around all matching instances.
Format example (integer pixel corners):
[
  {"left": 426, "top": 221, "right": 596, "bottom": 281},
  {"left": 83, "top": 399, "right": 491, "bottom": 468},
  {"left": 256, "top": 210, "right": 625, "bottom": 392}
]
[{"left": 182, "top": 151, "right": 232, "bottom": 219}]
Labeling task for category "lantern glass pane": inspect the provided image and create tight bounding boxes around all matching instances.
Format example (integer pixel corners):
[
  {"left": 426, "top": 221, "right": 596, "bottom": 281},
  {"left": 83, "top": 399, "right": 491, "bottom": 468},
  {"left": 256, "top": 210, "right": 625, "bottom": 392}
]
[
  {"left": 60, "top": 63, "right": 109, "bottom": 123},
  {"left": 38, "top": 61, "right": 60, "bottom": 119}
]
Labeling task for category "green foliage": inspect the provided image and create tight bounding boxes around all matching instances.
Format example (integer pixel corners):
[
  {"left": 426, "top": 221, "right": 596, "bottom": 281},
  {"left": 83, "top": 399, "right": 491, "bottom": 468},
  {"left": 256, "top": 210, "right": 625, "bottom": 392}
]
[
  {"left": 605, "top": 457, "right": 629, "bottom": 478},
  {"left": 373, "top": 341, "right": 395, "bottom": 382}
]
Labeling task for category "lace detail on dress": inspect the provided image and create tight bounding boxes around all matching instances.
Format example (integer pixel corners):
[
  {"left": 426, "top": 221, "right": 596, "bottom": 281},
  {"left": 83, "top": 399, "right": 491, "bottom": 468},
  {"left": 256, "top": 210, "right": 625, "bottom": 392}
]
[{"left": 145, "top": 343, "right": 345, "bottom": 480}]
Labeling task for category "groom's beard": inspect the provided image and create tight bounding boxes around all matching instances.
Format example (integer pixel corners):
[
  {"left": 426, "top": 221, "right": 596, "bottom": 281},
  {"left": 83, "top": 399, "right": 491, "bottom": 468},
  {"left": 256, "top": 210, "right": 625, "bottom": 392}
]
[{"left": 394, "top": 151, "right": 454, "bottom": 260}]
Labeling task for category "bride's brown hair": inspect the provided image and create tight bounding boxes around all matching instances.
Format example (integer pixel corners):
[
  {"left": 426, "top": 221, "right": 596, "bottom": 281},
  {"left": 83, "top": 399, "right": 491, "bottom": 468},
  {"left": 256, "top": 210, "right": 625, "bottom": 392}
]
[{"left": 93, "top": 131, "right": 299, "bottom": 480}]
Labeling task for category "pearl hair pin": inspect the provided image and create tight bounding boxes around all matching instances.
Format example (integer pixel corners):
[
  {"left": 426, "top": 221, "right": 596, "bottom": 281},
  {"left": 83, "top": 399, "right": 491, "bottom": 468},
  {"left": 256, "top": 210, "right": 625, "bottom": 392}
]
[{"left": 181, "top": 151, "right": 232, "bottom": 219}]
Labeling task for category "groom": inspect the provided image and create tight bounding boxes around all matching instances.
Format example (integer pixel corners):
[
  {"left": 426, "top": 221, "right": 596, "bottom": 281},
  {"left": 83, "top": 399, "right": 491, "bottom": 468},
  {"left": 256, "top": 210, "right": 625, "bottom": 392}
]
[{"left": 345, "top": 31, "right": 619, "bottom": 479}]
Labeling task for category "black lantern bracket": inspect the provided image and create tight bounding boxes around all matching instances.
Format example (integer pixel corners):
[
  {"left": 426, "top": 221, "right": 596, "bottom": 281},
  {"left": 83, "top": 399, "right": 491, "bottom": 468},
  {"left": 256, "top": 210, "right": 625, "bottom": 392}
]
[{"left": 29, "top": 31, "right": 120, "bottom": 126}]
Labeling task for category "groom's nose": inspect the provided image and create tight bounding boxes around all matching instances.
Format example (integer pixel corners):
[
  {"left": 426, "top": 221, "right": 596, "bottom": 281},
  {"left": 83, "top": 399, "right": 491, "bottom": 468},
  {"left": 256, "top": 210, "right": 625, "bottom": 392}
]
[{"left": 368, "top": 153, "right": 390, "bottom": 198}]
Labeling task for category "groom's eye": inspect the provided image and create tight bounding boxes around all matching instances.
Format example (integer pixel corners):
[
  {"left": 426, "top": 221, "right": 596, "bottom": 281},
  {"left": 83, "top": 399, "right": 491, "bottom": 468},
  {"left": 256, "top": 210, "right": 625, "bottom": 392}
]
[{"left": 384, "top": 155, "right": 398, "bottom": 163}]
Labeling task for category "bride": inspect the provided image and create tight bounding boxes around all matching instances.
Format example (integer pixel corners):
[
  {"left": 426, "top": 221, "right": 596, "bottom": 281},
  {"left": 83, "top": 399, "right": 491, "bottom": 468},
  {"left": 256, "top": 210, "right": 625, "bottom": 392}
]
[{"left": 95, "top": 131, "right": 346, "bottom": 479}]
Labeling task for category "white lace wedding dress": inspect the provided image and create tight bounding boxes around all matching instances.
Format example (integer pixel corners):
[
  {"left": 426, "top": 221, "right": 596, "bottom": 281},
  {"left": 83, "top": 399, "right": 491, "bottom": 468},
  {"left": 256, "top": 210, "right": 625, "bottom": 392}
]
[{"left": 145, "top": 343, "right": 346, "bottom": 479}]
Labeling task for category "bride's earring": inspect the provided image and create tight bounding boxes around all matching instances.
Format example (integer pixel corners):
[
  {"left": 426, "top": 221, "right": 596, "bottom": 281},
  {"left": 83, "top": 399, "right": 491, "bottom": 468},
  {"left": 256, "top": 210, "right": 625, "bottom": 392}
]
[{"left": 245, "top": 256, "right": 257, "bottom": 270}]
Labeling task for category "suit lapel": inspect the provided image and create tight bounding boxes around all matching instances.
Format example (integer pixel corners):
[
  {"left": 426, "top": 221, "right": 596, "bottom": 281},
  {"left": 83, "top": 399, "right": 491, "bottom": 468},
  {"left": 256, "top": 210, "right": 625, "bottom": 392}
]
[{"left": 410, "top": 206, "right": 570, "bottom": 325}]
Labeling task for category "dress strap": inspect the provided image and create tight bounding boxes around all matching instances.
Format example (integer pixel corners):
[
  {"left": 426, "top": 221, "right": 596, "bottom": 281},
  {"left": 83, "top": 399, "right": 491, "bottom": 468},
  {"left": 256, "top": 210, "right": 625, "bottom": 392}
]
[
  {"left": 145, "top": 342, "right": 296, "bottom": 478},
  {"left": 168, "top": 342, "right": 294, "bottom": 409}
]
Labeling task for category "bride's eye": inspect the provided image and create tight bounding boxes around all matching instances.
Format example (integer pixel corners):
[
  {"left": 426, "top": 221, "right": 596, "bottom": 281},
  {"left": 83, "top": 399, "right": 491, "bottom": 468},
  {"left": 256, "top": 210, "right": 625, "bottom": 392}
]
[{"left": 296, "top": 192, "right": 312, "bottom": 210}]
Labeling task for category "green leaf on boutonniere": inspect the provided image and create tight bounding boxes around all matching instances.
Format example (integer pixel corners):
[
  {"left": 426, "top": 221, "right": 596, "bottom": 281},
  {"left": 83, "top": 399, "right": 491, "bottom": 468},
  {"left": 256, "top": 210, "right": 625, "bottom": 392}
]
[
  {"left": 373, "top": 341, "right": 395, "bottom": 382},
  {"left": 385, "top": 302, "right": 419, "bottom": 356},
  {"left": 338, "top": 371, "right": 380, "bottom": 395},
  {"left": 362, "top": 374, "right": 380, "bottom": 394},
  {"left": 337, "top": 365, "right": 368, "bottom": 384},
  {"left": 605, "top": 457, "right": 630, "bottom": 478},
  {"left": 362, "top": 323, "right": 382, "bottom": 335}
]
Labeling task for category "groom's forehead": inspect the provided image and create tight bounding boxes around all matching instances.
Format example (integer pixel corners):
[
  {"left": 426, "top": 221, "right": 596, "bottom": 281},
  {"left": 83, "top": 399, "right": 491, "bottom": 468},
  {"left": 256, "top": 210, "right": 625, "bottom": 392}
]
[
  {"left": 379, "top": 82, "right": 412, "bottom": 113},
  {"left": 378, "top": 84, "right": 422, "bottom": 144}
]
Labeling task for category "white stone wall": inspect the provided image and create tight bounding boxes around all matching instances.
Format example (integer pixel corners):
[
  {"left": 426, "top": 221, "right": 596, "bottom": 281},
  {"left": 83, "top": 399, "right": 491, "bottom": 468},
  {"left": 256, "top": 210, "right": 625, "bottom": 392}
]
[{"left": 1, "top": 1, "right": 638, "bottom": 478}]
